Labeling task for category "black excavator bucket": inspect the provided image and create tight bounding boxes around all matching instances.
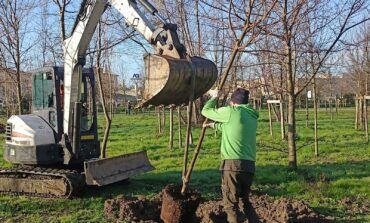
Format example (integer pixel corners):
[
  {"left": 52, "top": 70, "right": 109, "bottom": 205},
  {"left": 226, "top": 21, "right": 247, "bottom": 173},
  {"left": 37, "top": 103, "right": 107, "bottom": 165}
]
[{"left": 139, "top": 54, "right": 218, "bottom": 107}]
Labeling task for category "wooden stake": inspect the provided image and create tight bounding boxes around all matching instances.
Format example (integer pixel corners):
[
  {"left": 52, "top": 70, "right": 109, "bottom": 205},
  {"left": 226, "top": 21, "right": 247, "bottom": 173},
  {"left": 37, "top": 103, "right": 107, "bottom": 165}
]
[
  {"left": 178, "top": 107, "right": 182, "bottom": 148},
  {"left": 162, "top": 106, "right": 166, "bottom": 129},
  {"left": 330, "top": 99, "right": 333, "bottom": 121},
  {"left": 268, "top": 103, "right": 273, "bottom": 136},
  {"left": 169, "top": 107, "right": 174, "bottom": 149},
  {"left": 364, "top": 98, "right": 368, "bottom": 142},
  {"left": 280, "top": 101, "right": 285, "bottom": 140}
]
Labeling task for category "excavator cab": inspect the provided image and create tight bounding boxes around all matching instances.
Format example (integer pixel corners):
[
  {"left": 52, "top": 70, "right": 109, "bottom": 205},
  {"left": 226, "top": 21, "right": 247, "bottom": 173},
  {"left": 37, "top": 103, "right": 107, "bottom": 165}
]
[{"left": 3, "top": 67, "right": 98, "bottom": 166}]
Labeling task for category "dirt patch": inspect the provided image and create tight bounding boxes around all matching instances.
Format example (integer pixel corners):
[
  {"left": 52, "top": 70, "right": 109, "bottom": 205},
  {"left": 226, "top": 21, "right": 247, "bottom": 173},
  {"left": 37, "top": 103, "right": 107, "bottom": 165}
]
[
  {"left": 340, "top": 196, "right": 370, "bottom": 215},
  {"left": 105, "top": 189, "right": 329, "bottom": 223},
  {"left": 160, "top": 184, "right": 201, "bottom": 223},
  {"left": 104, "top": 195, "right": 162, "bottom": 223},
  {"left": 195, "top": 195, "right": 327, "bottom": 223},
  {"left": 195, "top": 200, "right": 226, "bottom": 223},
  {"left": 251, "top": 195, "right": 322, "bottom": 222}
]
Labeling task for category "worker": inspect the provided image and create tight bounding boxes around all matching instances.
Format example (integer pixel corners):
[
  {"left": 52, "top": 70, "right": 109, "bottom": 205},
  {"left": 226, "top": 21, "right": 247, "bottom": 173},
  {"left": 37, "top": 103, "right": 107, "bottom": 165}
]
[
  {"left": 126, "top": 100, "right": 132, "bottom": 115},
  {"left": 201, "top": 88, "right": 259, "bottom": 223}
]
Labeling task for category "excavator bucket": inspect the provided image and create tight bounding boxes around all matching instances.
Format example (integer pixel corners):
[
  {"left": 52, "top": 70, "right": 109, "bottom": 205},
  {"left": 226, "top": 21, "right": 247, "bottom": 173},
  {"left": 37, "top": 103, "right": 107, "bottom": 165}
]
[
  {"left": 84, "top": 151, "right": 154, "bottom": 186},
  {"left": 139, "top": 54, "right": 218, "bottom": 107}
]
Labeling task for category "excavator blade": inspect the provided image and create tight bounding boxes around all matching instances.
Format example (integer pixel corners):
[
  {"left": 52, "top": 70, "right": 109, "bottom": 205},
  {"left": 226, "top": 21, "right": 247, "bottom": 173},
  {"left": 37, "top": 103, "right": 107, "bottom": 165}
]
[
  {"left": 84, "top": 150, "right": 154, "bottom": 186},
  {"left": 139, "top": 54, "right": 218, "bottom": 107}
]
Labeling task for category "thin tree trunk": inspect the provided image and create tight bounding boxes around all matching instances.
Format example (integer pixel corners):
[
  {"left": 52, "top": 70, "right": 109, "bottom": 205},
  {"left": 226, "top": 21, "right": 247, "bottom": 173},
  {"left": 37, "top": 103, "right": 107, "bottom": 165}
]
[
  {"left": 305, "top": 73, "right": 309, "bottom": 128},
  {"left": 96, "top": 23, "right": 111, "bottom": 158},
  {"left": 285, "top": 42, "right": 297, "bottom": 169},
  {"left": 169, "top": 107, "right": 174, "bottom": 149},
  {"left": 178, "top": 107, "right": 182, "bottom": 148},
  {"left": 360, "top": 98, "right": 364, "bottom": 129},
  {"left": 313, "top": 77, "right": 318, "bottom": 156},
  {"left": 183, "top": 102, "right": 193, "bottom": 179},
  {"left": 330, "top": 99, "right": 333, "bottom": 121},
  {"left": 158, "top": 107, "right": 162, "bottom": 134},
  {"left": 287, "top": 94, "right": 297, "bottom": 169},
  {"left": 109, "top": 69, "right": 113, "bottom": 118},
  {"left": 5, "top": 83, "right": 9, "bottom": 117},
  {"left": 283, "top": 0, "right": 297, "bottom": 170},
  {"left": 16, "top": 71, "right": 22, "bottom": 115},
  {"left": 195, "top": 0, "right": 202, "bottom": 55},
  {"left": 16, "top": 31, "right": 22, "bottom": 115},
  {"left": 355, "top": 98, "right": 359, "bottom": 129},
  {"left": 364, "top": 98, "right": 368, "bottom": 142}
]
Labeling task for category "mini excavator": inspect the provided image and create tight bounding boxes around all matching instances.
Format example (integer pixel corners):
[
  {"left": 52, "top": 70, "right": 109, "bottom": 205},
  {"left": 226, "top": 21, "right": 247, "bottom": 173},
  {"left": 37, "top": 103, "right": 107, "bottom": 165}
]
[{"left": 1, "top": 0, "right": 217, "bottom": 198}]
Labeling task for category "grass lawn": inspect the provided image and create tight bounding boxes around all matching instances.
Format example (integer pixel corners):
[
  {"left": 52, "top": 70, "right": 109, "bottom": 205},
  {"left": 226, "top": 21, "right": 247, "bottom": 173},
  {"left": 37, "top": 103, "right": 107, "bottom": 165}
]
[{"left": 0, "top": 107, "right": 369, "bottom": 222}]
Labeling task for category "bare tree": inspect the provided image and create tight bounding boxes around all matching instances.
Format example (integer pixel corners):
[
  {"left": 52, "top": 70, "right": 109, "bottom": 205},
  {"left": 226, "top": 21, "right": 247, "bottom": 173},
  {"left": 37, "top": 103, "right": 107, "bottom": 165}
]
[
  {"left": 95, "top": 21, "right": 111, "bottom": 158},
  {"left": 52, "top": 0, "right": 72, "bottom": 42},
  {"left": 259, "top": 0, "right": 370, "bottom": 169},
  {"left": 0, "top": 0, "right": 37, "bottom": 114},
  {"left": 345, "top": 25, "right": 370, "bottom": 131}
]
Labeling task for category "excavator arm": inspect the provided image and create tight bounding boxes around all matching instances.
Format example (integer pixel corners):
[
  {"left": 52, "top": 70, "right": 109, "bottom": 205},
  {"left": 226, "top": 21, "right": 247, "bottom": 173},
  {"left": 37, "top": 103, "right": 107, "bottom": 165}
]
[
  {"left": 63, "top": 0, "right": 168, "bottom": 139},
  {"left": 63, "top": 0, "right": 209, "bottom": 139}
]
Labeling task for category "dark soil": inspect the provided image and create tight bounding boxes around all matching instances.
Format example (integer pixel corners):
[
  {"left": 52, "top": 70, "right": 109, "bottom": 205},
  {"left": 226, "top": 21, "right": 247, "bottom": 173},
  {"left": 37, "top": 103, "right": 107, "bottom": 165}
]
[
  {"left": 104, "top": 187, "right": 330, "bottom": 223},
  {"left": 160, "top": 184, "right": 201, "bottom": 223},
  {"left": 104, "top": 195, "right": 162, "bottom": 223},
  {"left": 339, "top": 196, "right": 370, "bottom": 216},
  {"left": 195, "top": 195, "right": 327, "bottom": 223}
]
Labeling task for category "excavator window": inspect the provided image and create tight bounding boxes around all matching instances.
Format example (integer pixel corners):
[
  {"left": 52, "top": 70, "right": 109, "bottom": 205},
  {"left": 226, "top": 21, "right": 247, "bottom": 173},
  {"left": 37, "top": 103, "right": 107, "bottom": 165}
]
[
  {"left": 32, "top": 72, "right": 54, "bottom": 110},
  {"left": 80, "top": 75, "right": 93, "bottom": 132}
]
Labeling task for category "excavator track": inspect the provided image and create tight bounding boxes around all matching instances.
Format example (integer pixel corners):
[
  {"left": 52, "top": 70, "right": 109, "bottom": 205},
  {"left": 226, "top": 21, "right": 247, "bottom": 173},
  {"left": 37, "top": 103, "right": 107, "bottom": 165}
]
[{"left": 0, "top": 167, "right": 85, "bottom": 198}]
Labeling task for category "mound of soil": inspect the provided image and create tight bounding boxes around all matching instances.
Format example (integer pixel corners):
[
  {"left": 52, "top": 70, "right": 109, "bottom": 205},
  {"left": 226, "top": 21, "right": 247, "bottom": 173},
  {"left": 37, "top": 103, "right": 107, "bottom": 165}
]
[
  {"left": 104, "top": 187, "right": 328, "bottom": 223},
  {"left": 196, "top": 195, "right": 325, "bottom": 223}
]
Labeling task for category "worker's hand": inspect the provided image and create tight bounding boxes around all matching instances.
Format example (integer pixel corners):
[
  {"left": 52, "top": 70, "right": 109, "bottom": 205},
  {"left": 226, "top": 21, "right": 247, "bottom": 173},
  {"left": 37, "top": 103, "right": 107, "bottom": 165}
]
[
  {"left": 207, "top": 89, "right": 219, "bottom": 99},
  {"left": 203, "top": 122, "right": 215, "bottom": 128}
]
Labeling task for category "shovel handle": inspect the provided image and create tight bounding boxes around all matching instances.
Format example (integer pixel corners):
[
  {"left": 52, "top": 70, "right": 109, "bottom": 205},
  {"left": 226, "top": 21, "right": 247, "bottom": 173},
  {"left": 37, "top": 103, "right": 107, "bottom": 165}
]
[{"left": 181, "top": 118, "right": 208, "bottom": 194}]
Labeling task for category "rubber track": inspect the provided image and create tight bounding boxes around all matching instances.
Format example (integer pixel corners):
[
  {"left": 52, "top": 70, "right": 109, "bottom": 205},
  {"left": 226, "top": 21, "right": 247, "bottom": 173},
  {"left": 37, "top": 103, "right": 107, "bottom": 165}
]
[{"left": 0, "top": 167, "right": 85, "bottom": 198}]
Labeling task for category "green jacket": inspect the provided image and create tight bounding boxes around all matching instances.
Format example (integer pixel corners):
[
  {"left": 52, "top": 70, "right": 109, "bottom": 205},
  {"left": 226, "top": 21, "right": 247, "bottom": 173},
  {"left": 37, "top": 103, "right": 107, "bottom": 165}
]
[{"left": 201, "top": 98, "right": 259, "bottom": 161}]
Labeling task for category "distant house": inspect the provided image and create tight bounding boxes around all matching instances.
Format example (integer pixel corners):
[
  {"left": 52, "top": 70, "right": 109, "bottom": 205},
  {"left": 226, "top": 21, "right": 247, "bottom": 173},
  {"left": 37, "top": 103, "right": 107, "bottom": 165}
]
[
  {"left": 94, "top": 68, "right": 120, "bottom": 107},
  {"left": 228, "top": 73, "right": 362, "bottom": 105},
  {"left": 115, "top": 90, "right": 137, "bottom": 106},
  {"left": 115, "top": 87, "right": 143, "bottom": 106},
  {"left": 0, "top": 67, "right": 32, "bottom": 111}
]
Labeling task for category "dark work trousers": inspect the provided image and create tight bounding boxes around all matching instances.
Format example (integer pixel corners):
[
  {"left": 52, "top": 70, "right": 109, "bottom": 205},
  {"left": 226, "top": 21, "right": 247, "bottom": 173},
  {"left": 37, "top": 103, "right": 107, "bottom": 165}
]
[{"left": 221, "top": 170, "right": 254, "bottom": 223}]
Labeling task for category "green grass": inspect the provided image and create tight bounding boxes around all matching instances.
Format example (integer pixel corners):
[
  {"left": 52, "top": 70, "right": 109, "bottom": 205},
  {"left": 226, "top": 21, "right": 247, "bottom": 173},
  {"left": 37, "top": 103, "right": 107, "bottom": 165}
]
[{"left": 0, "top": 107, "right": 369, "bottom": 222}]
